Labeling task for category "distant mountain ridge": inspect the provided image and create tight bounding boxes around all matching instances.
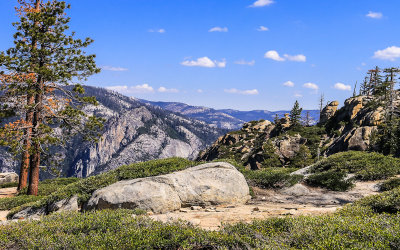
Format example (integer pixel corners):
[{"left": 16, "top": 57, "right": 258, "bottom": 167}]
[{"left": 141, "top": 100, "right": 320, "bottom": 130}]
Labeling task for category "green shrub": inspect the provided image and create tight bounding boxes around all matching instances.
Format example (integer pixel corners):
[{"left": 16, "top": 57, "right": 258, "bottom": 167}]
[
  {"left": 243, "top": 168, "right": 303, "bottom": 189},
  {"left": 18, "top": 178, "right": 80, "bottom": 196},
  {"left": 289, "top": 145, "right": 314, "bottom": 168},
  {"left": 306, "top": 170, "right": 355, "bottom": 191},
  {"left": 0, "top": 196, "right": 43, "bottom": 210},
  {"left": 310, "top": 151, "right": 400, "bottom": 181},
  {"left": 0, "top": 182, "right": 18, "bottom": 189},
  {"left": 8, "top": 158, "right": 196, "bottom": 218},
  {"left": 378, "top": 178, "right": 400, "bottom": 192},
  {"left": 355, "top": 186, "right": 400, "bottom": 213}
]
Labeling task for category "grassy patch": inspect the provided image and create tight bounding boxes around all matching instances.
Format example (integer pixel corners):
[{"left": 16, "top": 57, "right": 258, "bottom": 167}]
[
  {"left": 1, "top": 206, "right": 399, "bottom": 249},
  {"left": 310, "top": 151, "right": 400, "bottom": 181},
  {"left": 18, "top": 178, "right": 80, "bottom": 197}
]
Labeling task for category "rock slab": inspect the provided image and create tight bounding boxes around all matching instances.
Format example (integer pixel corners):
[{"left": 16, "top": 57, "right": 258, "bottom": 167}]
[
  {"left": 0, "top": 173, "right": 18, "bottom": 185},
  {"left": 86, "top": 162, "right": 251, "bottom": 214}
]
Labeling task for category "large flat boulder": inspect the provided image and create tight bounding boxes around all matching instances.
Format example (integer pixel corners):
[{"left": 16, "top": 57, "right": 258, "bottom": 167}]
[
  {"left": 85, "top": 162, "right": 251, "bottom": 214},
  {"left": 0, "top": 173, "right": 18, "bottom": 185}
]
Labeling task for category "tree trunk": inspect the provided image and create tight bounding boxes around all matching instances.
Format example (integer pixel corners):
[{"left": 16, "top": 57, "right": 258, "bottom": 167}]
[
  {"left": 17, "top": 95, "right": 34, "bottom": 191},
  {"left": 19, "top": 0, "right": 41, "bottom": 191},
  {"left": 27, "top": 77, "right": 43, "bottom": 196}
]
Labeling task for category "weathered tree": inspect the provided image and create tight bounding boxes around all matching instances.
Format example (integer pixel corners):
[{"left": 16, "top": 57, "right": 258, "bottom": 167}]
[
  {"left": 0, "top": 0, "right": 103, "bottom": 195},
  {"left": 290, "top": 100, "right": 303, "bottom": 127}
]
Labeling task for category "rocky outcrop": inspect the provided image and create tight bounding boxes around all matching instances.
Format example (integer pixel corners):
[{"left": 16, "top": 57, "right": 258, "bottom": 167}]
[
  {"left": 85, "top": 162, "right": 251, "bottom": 214},
  {"left": 319, "top": 101, "right": 339, "bottom": 124},
  {"left": 275, "top": 135, "right": 307, "bottom": 161},
  {"left": 0, "top": 173, "right": 18, "bottom": 185}
]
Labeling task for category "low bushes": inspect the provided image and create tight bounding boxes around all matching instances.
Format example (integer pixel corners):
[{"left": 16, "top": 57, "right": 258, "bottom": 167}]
[
  {"left": 0, "top": 182, "right": 18, "bottom": 189},
  {"left": 306, "top": 170, "right": 355, "bottom": 191},
  {"left": 355, "top": 186, "right": 400, "bottom": 214},
  {"left": 243, "top": 168, "right": 303, "bottom": 189},
  {"left": 1, "top": 206, "right": 399, "bottom": 249},
  {"left": 0, "top": 196, "right": 43, "bottom": 210},
  {"left": 378, "top": 177, "right": 400, "bottom": 192},
  {"left": 310, "top": 151, "right": 400, "bottom": 181}
]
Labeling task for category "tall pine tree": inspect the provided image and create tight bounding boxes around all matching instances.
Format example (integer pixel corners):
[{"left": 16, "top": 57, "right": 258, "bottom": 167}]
[{"left": 0, "top": 0, "right": 103, "bottom": 195}]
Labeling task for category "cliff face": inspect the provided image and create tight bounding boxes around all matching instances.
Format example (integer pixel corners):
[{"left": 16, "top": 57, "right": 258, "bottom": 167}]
[{"left": 0, "top": 86, "right": 224, "bottom": 177}]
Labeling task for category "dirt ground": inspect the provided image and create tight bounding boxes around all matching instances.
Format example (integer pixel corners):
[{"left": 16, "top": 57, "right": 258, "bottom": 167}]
[
  {"left": 149, "top": 181, "right": 380, "bottom": 230},
  {"left": 0, "top": 187, "right": 17, "bottom": 222},
  {"left": 0, "top": 181, "right": 381, "bottom": 227}
]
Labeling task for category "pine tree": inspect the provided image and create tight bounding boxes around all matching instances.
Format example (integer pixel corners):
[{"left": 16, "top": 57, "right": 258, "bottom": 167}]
[
  {"left": 290, "top": 100, "right": 303, "bottom": 127},
  {"left": 0, "top": 0, "right": 103, "bottom": 195}
]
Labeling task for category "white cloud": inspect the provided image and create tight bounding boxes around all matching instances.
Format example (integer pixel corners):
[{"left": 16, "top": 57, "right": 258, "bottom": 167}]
[
  {"left": 158, "top": 87, "right": 179, "bottom": 93},
  {"left": 373, "top": 46, "right": 400, "bottom": 61},
  {"left": 106, "top": 84, "right": 155, "bottom": 94},
  {"left": 294, "top": 93, "right": 303, "bottom": 98},
  {"left": 250, "top": 0, "right": 274, "bottom": 8},
  {"left": 334, "top": 82, "right": 351, "bottom": 91},
  {"left": 101, "top": 66, "right": 128, "bottom": 72},
  {"left": 148, "top": 29, "right": 166, "bottom": 33},
  {"left": 264, "top": 50, "right": 285, "bottom": 61},
  {"left": 257, "top": 26, "right": 269, "bottom": 31},
  {"left": 303, "top": 82, "right": 319, "bottom": 90},
  {"left": 283, "top": 81, "right": 294, "bottom": 87},
  {"left": 224, "top": 88, "right": 259, "bottom": 95},
  {"left": 181, "top": 57, "right": 226, "bottom": 68},
  {"left": 197, "top": 89, "right": 204, "bottom": 93},
  {"left": 209, "top": 27, "right": 228, "bottom": 32},
  {"left": 366, "top": 11, "right": 383, "bottom": 19},
  {"left": 361, "top": 62, "right": 367, "bottom": 66},
  {"left": 284, "top": 54, "right": 307, "bottom": 62},
  {"left": 234, "top": 59, "right": 255, "bottom": 66},
  {"left": 264, "top": 50, "right": 306, "bottom": 62}
]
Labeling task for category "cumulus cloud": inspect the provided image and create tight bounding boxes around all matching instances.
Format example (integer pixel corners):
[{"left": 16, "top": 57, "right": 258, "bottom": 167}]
[
  {"left": 283, "top": 81, "right": 295, "bottom": 87},
  {"left": 373, "top": 46, "right": 400, "bottom": 61},
  {"left": 209, "top": 27, "right": 228, "bottom": 32},
  {"left": 284, "top": 54, "right": 306, "bottom": 62},
  {"left": 148, "top": 29, "right": 166, "bottom": 33},
  {"left": 224, "top": 88, "right": 259, "bottom": 95},
  {"left": 158, "top": 87, "right": 179, "bottom": 93},
  {"left": 257, "top": 26, "right": 269, "bottom": 31},
  {"left": 303, "top": 82, "right": 319, "bottom": 90},
  {"left": 366, "top": 11, "right": 383, "bottom": 19},
  {"left": 106, "top": 84, "right": 155, "bottom": 94},
  {"left": 264, "top": 50, "right": 285, "bottom": 61},
  {"left": 250, "top": 0, "right": 274, "bottom": 8},
  {"left": 334, "top": 82, "right": 351, "bottom": 91},
  {"left": 234, "top": 59, "right": 255, "bottom": 66},
  {"left": 181, "top": 57, "right": 226, "bottom": 68},
  {"left": 264, "top": 50, "right": 306, "bottom": 62},
  {"left": 101, "top": 66, "right": 128, "bottom": 72}
]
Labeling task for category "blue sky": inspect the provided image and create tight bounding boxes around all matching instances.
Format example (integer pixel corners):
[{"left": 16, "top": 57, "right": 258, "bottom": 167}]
[{"left": 1, "top": 0, "right": 400, "bottom": 110}]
